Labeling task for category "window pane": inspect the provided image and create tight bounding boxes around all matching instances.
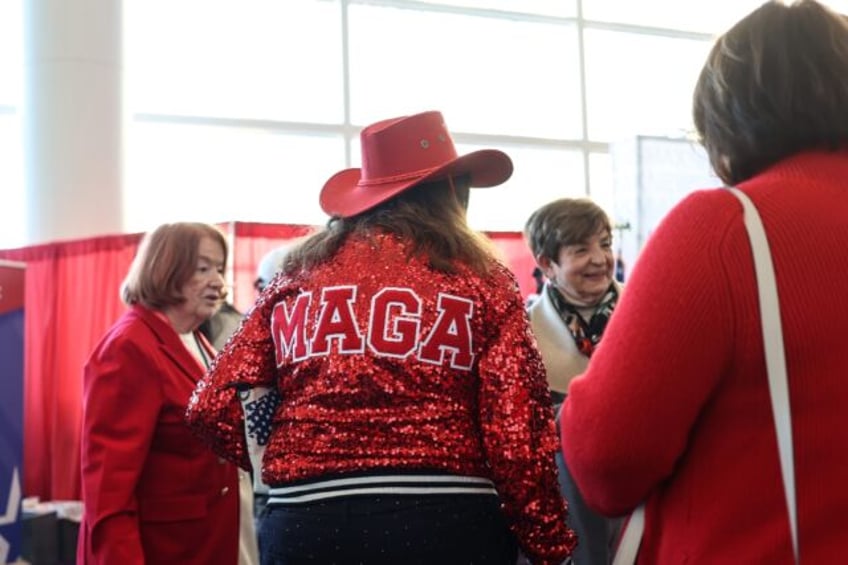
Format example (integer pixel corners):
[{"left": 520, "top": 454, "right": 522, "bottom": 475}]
[
  {"left": 610, "top": 135, "right": 718, "bottom": 270},
  {"left": 636, "top": 137, "right": 718, "bottom": 235},
  {"left": 824, "top": 1, "right": 848, "bottom": 14},
  {"left": 124, "top": 122, "right": 347, "bottom": 231},
  {"left": 584, "top": 30, "right": 711, "bottom": 142},
  {"left": 125, "top": 0, "right": 344, "bottom": 122},
  {"left": 412, "top": 0, "right": 576, "bottom": 17},
  {"left": 348, "top": 5, "right": 582, "bottom": 139},
  {"left": 0, "top": 114, "right": 25, "bottom": 248},
  {"left": 0, "top": 0, "right": 22, "bottom": 105},
  {"left": 464, "top": 145, "right": 585, "bottom": 231},
  {"left": 588, "top": 152, "right": 616, "bottom": 223},
  {"left": 583, "top": 0, "right": 765, "bottom": 33}
]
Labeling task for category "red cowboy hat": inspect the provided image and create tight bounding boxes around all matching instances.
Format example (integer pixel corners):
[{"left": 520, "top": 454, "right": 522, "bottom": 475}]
[{"left": 319, "top": 111, "right": 513, "bottom": 218}]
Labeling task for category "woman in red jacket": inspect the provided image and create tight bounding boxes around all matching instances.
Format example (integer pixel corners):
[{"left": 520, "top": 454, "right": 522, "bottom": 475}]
[
  {"left": 560, "top": 1, "right": 848, "bottom": 563},
  {"left": 78, "top": 223, "right": 242, "bottom": 564},
  {"left": 187, "top": 110, "right": 576, "bottom": 564}
]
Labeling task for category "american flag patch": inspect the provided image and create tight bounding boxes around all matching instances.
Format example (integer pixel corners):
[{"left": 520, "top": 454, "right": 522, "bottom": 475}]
[{"left": 242, "top": 387, "right": 281, "bottom": 447}]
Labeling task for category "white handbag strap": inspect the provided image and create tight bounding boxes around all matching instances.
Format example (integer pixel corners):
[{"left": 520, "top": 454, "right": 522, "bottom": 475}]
[
  {"left": 727, "top": 187, "right": 798, "bottom": 563},
  {"left": 611, "top": 503, "right": 644, "bottom": 565},
  {"left": 612, "top": 188, "right": 798, "bottom": 565}
]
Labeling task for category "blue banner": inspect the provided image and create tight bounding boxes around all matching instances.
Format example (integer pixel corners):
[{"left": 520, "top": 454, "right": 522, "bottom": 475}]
[{"left": 0, "top": 262, "right": 24, "bottom": 564}]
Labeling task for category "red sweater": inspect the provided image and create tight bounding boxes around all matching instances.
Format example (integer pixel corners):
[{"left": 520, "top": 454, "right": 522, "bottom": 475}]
[{"left": 561, "top": 150, "right": 848, "bottom": 563}]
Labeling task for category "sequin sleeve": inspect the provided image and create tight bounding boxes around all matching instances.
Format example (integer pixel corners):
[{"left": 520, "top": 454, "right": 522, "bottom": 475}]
[
  {"left": 186, "top": 280, "right": 283, "bottom": 470},
  {"left": 477, "top": 274, "right": 577, "bottom": 564}
]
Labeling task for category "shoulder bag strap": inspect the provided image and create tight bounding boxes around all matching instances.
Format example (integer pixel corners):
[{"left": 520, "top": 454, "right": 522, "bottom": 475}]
[
  {"left": 727, "top": 186, "right": 798, "bottom": 563},
  {"left": 611, "top": 503, "right": 644, "bottom": 565}
]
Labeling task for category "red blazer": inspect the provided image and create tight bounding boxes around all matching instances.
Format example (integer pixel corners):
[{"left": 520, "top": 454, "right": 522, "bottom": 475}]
[{"left": 77, "top": 305, "right": 239, "bottom": 565}]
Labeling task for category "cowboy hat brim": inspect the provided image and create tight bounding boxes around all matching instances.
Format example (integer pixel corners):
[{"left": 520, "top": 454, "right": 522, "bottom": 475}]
[{"left": 320, "top": 148, "right": 513, "bottom": 218}]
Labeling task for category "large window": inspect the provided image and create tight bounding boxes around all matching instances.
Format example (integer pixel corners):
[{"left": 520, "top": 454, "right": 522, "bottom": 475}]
[
  {"left": 347, "top": 5, "right": 583, "bottom": 139},
  {"left": 124, "top": 121, "right": 347, "bottom": 231},
  {"left": 583, "top": 0, "right": 765, "bottom": 32},
  {"left": 4, "top": 0, "right": 847, "bottom": 249},
  {"left": 463, "top": 144, "right": 586, "bottom": 230},
  {"left": 124, "top": 0, "right": 718, "bottom": 234},
  {"left": 582, "top": 29, "right": 711, "bottom": 141},
  {"left": 414, "top": 1, "right": 576, "bottom": 17},
  {"left": 124, "top": 1, "right": 345, "bottom": 123}
]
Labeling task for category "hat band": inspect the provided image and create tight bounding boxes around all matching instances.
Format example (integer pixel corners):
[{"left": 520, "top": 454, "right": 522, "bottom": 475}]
[{"left": 357, "top": 165, "right": 441, "bottom": 188}]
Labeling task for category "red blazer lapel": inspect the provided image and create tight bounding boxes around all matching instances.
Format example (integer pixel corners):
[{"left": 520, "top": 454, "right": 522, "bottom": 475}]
[{"left": 131, "top": 305, "right": 205, "bottom": 384}]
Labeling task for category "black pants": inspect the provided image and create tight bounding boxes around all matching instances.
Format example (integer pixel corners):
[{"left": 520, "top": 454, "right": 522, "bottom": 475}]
[{"left": 259, "top": 494, "right": 518, "bottom": 565}]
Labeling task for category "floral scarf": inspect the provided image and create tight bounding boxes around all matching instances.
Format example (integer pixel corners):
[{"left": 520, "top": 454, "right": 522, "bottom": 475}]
[{"left": 547, "top": 283, "right": 619, "bottom": 357}]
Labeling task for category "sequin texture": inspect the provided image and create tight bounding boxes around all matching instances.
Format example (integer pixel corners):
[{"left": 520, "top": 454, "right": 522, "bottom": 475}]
[{"left": 186, "top": 233, "right": 576, "bottom": 563}]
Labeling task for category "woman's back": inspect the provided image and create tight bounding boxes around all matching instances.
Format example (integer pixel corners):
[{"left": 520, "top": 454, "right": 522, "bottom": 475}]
[
  {"left": 188, "top": 109, "right": 576, "bottom": 564},
  {"left": 263, "top": 232, "right": 518, "bottom": 481},
  {"left": 561, "top": 150, "right": 848, "bottom": 563}
]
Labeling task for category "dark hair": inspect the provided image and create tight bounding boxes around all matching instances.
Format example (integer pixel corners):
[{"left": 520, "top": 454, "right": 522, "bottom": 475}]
[
  {"left": 283, "top": 175, "right": 496, "bottom": 276},
  {"left": 121, "top": 222, "right": 228, "bottom": 309},
  {"left": 693, "top": 0, "right": 848, "bottom": 185},
  {"left": 524, "top": 198, "right": 612, "bottom": 264}
]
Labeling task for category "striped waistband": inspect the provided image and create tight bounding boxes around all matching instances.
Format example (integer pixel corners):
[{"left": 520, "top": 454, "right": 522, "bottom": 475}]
[{"left": 268, "top": 473, "right": 497, "bottom": 505}]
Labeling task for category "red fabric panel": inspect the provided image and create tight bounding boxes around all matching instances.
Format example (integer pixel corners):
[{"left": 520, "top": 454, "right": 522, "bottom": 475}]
[
  {"left": 485, "top": 231, "right": 536, "bottom": 299},
  {"left": 228, "top": 222, "right": 318, "bottom": 313},
  {"left": 0, "top": 260, "right": 25, "bottom": 314},
  {"left": 0, "top": 234, "right": 142, "bottom": 500}
]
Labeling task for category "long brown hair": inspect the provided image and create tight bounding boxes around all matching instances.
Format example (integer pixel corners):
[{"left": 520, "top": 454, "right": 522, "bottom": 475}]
[{"left": 283, "top": 175, "right": 496, "bottom": 276}]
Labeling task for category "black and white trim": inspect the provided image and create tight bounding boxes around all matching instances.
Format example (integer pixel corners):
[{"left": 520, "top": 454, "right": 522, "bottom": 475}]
[{"left": 268, "top": 473, "right": 497, "bottom": 505}]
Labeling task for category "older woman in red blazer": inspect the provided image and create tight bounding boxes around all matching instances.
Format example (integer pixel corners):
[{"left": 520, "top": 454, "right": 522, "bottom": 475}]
[{"left": 77, "top": 223, "right": 240, "bottom": 564}]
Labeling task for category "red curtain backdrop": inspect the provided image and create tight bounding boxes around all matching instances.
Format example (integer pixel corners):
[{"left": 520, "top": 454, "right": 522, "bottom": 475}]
[
  {"left": 0, "top": 234, "right": 143, "bottom": 500},
  {"left": 485, "top": 231, "right": 538, "bottom": 299},
  {"left": 227, "top": 222, "right": 317, "bottom": 313},
  {"left": 0, "top": 223, "right": 535, "bottom": 501}
]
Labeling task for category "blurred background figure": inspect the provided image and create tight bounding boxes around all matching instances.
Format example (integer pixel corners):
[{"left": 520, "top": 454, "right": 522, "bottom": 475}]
[
  {"left": 77, "top": 222, "right": 253, "bottom": 564},
  {"left": 524, "top": 197, "right": 623, "bottom": 565},
  {"left": 199, "top": 301, "right": 243, "bottom": 351},
  {"left": 188, "top": 110, "right": 576, "bottom": 565},
  {"left": 561, "top": 1, "right": 848, "bottom": 562},
  {"left": 524, "top": 266, "right": 546, "bottom": 308},
  {"left": 253, "top": 244, "right": 298, "bottom": 294}
]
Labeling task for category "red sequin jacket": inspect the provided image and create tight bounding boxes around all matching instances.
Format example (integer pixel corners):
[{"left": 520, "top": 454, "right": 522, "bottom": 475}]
[{"left": 187, "top": 233, "right": 575, "bottom": 563}]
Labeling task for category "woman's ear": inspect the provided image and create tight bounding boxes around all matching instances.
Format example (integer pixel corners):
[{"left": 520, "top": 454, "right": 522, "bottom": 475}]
[{"left": 536, "top": 255, "right": 554, "bottom": 280}]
